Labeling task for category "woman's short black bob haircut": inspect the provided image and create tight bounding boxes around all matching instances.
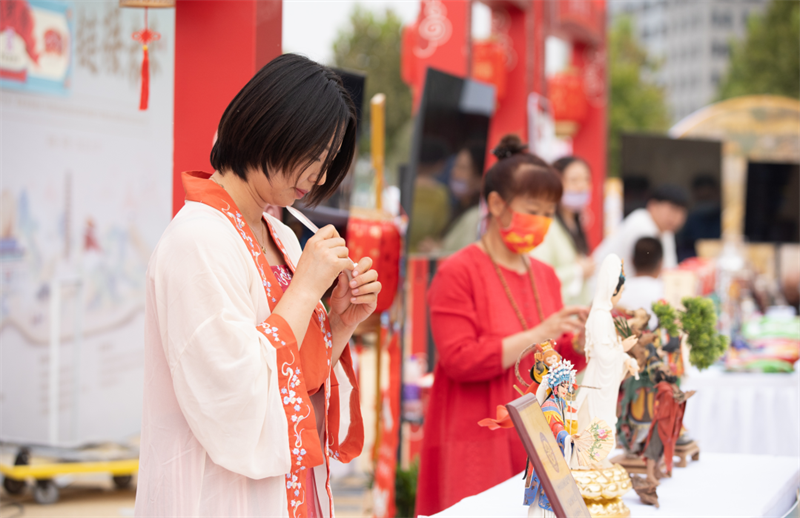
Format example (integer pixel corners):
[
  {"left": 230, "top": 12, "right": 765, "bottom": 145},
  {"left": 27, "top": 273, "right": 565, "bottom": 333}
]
[{"left": 210, "top": 53, "right": 357, "bottom": 206}]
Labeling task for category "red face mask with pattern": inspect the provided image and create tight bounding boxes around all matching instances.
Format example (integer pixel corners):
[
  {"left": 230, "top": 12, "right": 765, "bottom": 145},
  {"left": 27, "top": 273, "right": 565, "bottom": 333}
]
[{"left": 498, "top": 209, "right": 552, "bottom": 254}]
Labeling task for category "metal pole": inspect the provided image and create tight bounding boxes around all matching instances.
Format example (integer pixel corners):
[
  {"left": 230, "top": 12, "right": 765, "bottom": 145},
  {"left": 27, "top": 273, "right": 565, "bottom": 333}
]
[
  {"left": 49, "top": 279, "right": 61, "bottom": 446},
  {"left": 72, "top": 279, "right": 83, "bottom": 442}
]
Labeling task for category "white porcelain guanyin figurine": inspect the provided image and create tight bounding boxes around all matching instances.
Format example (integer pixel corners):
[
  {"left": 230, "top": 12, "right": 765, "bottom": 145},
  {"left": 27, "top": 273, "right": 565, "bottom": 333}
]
[{"left": 574, "top": 254, "right": 639, "bottom": 455}]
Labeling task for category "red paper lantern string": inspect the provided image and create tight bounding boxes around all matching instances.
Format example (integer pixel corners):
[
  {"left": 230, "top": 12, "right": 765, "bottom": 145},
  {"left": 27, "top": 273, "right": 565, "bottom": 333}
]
[{"left": 132, "top": 7, "right": 160, "bottom": 111}]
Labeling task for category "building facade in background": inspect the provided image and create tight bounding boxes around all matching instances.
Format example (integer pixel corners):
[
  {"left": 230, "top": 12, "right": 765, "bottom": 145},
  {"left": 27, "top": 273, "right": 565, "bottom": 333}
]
[{"left": 610, "top": 0, "right": 767, "bottom": 123}]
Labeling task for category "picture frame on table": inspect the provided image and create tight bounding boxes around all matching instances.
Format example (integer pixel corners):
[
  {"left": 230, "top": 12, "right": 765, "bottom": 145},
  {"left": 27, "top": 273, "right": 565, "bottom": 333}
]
[{"left": 506, "top": 394, "right": 591, "bottom": 518}]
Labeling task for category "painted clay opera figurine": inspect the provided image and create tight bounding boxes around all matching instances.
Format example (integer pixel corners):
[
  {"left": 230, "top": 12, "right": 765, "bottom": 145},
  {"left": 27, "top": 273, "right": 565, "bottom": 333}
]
[
  {"left": 643, "top": 369, "right": 695, "bottom": 486},
  {"left": 530, "top": 340, "right": 561, "bottom": 387},
  {"left": 574, "top": 254, "right": 639, "bottom": 445},
  {"left": 523, "top": 360, "right": 578, "bottom": 518}
]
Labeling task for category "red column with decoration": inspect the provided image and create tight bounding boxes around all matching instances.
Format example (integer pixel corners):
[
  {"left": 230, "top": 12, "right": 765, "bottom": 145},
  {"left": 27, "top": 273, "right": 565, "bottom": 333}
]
[
  {"left": 482, "top": 1, "right": 541, "bottom": 170},
  {"left": 402, "top": 0, "right": 471, "bottom": 111},
  {"left": 172, "top": 0, "right": 282, "bottom": 215},
  {"left": 556, "top": 0, "right": 607, "bottom": 250}
]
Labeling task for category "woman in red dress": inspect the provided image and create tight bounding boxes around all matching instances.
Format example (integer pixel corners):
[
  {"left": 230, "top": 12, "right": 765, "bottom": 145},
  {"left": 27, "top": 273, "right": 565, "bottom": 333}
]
[{"left": 415, "top": 136, "right": 589, "bottom": 516}]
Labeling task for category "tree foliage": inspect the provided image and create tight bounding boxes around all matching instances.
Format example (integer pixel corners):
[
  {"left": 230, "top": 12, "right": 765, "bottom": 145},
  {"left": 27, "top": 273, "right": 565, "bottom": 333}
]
[
  {"left": 718, "top": 0, "right": 800, "bottom": 100},
  {"left": 608, "top": 16, "right": 670, "bottom": 177},
  {"left": 333, "top": 6, "right": 412, "bottom": 157}
]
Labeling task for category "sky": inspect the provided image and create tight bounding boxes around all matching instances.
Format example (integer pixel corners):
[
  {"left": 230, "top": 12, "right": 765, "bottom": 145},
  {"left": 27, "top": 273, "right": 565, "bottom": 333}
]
[{"left": 282, "top": 0, "right": 422, "bottom": 65}]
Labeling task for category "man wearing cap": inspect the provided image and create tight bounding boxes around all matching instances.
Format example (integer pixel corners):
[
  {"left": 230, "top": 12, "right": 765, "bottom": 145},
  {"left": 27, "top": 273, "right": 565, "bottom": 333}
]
[{"left": 593, "top": 185, "right": 688, "bottom": 270}]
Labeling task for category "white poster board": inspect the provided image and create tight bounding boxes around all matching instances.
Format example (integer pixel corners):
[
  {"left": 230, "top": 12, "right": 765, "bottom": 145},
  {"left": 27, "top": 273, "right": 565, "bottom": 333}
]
[{"left": 0, "top": 0, "right": 174, "bottom": 446}]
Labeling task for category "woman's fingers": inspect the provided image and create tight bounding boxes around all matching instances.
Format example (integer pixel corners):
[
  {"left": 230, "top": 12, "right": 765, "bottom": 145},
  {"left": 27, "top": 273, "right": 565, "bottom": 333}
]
[
  {"left": 330, "top": 245, "right": 351, "bottom": 259},
  {"left": 351, "top": 278, "right": 381, "bottom": 297},
  {"left": 560, "top": 305, "right": 589, "bottom": 317},
  {"left": 319, "top": 237, "right": 347, "bottom": 249},
  {"left": 560, "top": 318, "right": 583, "bottom": 334},
  {"left": 349, "top": 287, "right": 381, "bottom": 304},
  {"left": 315, "top": 224, "right": 340, "bottom": 239},
  {"left": 333, "top": 272, "right": 350, "bottom": 295},
  {"left": 352, "top": 256, "right": 373, "bottom": 278},
  {"left": 350, "top": 268, "right": 378, "bottom": 290},
  {"left": 337, "top": 257, "right": 356, "bottom": 272}
]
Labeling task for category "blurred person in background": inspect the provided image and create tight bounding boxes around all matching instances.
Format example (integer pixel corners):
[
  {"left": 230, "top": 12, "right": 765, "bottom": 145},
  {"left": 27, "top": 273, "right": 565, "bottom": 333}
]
[
  {"left": 618, "top": 237, "right": 665, "bottom": 327},
  {"left": 676, "top": 175, "right": 722, "bottom": 261},
  {"left": 531, "top": 156, "right": 595, "bottom": 305},
  {"left": 594, "top": 184, "right": 687, "bottom": 270},
  {"left": 415, "top": 135, "right": 589, "bottom": 516},
  {"left": 409, "top": 138, "right": 451, "bottom": 252},
  {"left": 433, "top": 143, "right": 486, "bottom": 253}
]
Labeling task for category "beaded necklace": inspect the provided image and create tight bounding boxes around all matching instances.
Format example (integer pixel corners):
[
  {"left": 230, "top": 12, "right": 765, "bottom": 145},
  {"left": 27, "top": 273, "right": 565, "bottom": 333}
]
[{"left": 481, "top": 237, "right": 544, "bottom": 329}]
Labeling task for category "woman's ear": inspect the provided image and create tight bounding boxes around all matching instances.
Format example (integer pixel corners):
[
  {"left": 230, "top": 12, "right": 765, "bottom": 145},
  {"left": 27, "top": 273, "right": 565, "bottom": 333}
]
[{"left": 487, "top": 191, "right": 506, "bottom": 220}]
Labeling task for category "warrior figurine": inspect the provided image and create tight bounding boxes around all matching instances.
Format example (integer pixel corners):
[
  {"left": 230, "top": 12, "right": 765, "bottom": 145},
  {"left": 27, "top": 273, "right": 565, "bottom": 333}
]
[{"left": 643, "top": 369, "right": 695, "bottom": 486}]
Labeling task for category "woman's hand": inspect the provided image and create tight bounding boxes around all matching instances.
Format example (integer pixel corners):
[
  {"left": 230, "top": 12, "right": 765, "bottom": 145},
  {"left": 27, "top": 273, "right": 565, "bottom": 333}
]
[
  {"left": 329, "top": 256, "right": 382, "bottom": 329},
  {"left": 502, "top": 306, "right": 588, "bottom": 369},
  {"left": 578, "top": 256, "right": 595, "bottom": 279},
  {"left": 291, "top": 225, "right": 354, "bottom": 302},
  {"left": 534, "top": 306, "right": 588, "bottom": 340}
]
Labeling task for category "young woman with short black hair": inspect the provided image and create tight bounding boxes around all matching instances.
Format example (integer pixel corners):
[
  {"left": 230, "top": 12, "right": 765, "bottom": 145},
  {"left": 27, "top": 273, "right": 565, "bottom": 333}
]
[{"left": 135, "top": 54, "right": 380, "bottom": 518}]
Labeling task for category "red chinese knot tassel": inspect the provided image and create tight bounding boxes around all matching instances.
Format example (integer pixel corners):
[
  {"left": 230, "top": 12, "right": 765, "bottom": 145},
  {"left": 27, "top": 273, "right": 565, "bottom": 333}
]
[
  {"left": 132, "top": 7, "right": 160, "bottom": 111},
  {"left": 140, "top": 45, "right": 150, "bottom": 110}
]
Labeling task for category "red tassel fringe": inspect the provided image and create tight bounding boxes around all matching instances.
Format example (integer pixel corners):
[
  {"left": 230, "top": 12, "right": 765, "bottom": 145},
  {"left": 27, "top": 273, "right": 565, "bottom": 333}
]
[{"left": 139, "top": 45, "right": 150, "bottom": 111}]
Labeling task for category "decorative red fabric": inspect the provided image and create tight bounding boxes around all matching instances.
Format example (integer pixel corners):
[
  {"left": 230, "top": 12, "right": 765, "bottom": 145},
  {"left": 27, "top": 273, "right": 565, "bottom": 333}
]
[{"left": 415, "top": 244, "right": 585, "bottom": 517}]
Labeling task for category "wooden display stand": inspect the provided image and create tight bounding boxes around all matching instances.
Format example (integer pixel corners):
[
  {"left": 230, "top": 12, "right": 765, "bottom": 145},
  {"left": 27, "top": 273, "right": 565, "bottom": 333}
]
[
  {"left": 674, "top": 440, "right": 701, "bottom": 468},
  {"left": 612, "top": 441, "right": 701, "bottom": 475},
  {"left": 610, "top": 453, "right": 647, "bottom": 474}
]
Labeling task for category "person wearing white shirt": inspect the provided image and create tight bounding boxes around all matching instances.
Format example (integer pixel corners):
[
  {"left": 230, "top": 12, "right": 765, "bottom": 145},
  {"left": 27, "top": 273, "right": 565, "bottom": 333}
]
[
  {"left": 618, "top": 237, "right": 665, "bottom": 327},
  {"left": 593, "top": 185, "right": 688, "bottom": 270}
]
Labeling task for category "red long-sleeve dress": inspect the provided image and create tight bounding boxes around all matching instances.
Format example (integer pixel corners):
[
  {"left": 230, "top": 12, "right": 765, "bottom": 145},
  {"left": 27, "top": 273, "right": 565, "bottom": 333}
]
[{"left": 415, "top": 244, "right": 586, "bottom": 517}]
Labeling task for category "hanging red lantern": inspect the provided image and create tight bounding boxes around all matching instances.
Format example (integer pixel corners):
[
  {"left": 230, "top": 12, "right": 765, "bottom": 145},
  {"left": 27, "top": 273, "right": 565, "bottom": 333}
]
[
  {"left": 548, "top": 69, "right": 589, "bottom": 137},
  {"left": 471, "top": 40, "right": 507, "bottom": 100},
  {"left": 120, "top": 0, "right": 175, "bottom": 110}
]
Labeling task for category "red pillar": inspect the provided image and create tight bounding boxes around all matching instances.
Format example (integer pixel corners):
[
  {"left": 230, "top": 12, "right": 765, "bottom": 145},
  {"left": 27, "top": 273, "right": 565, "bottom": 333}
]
[
  {"left": 570, "top": 39, "right": 607, "bottom": 251},
  {"left": 485, "top": 2, "right": 540, "bottom": 168},
  {"left": 172, "top": 0, "right": 282, "bottom": 215}
]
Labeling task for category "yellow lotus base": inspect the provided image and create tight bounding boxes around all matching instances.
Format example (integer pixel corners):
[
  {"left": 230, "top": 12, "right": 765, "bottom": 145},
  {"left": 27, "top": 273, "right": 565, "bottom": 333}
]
[
  {"left": 571, "top": 464, "right": 632, "bottom": 518},
  {"left": 583, "top": 497, "right": 631, "bottom": 518}
]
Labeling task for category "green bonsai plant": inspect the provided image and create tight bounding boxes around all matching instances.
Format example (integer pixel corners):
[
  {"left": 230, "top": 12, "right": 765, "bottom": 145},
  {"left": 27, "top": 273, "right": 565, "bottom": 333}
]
[
  {"left": 649, "top": 298, "right": 729, "bottom": 370},
  {"left": 680, "top": 296, "right": 730, "bottom": 370},
  {"left": 651, "top": 300, "right": 680, "bottom": 337}
]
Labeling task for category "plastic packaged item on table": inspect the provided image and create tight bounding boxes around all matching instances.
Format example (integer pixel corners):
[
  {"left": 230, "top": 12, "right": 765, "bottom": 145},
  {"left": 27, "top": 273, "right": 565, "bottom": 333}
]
[{"left": 725, "top": 312, "right": 800, "bottom": 372}]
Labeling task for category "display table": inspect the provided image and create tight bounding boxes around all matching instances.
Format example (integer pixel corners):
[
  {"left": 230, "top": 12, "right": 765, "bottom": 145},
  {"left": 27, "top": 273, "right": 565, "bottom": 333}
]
[
  {"left": 428, "top": 452, "right": 799, "bottom": 518},
  {"left": 681, "top": 367, "right": 799, "bottom": 456}
]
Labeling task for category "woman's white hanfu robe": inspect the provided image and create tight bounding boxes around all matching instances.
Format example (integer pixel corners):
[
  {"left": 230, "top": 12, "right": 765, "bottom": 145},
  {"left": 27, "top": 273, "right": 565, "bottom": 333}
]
[{"left": 134, "top": 171, "right": 363, "bottom": 518}]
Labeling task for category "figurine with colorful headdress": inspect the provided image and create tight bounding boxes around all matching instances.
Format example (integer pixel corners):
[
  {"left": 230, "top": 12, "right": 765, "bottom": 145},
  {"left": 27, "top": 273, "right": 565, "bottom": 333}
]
[
  {"left": 523, "top": 359, "right": 578, "bottom": 517},
  {"left": 530, "top": 339, "right": 561, "bottom": 386}
]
